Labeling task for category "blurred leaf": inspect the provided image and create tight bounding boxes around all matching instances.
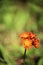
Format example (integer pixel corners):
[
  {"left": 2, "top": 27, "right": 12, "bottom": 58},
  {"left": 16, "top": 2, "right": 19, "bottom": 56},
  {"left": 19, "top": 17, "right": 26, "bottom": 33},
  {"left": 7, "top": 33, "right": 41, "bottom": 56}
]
[
  {"left": 38, "top": 58, "right": 43, "bottom": 65},
  {"left": 0, "top": 44, "right": 16, "bottom": 65}
]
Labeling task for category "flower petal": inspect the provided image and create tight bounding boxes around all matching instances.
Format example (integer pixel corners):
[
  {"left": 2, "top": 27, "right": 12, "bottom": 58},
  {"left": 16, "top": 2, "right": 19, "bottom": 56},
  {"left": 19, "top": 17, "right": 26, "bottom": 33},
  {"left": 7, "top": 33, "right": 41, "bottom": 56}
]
[
  {"left": 19, "top": 32, "right": 29, "bottom": 39},
  {"left": 22, "top": 39, "right": 32, "bottom": 49},
  {"left": 28, "top": 32, "right": 36, "bottom": 39}
]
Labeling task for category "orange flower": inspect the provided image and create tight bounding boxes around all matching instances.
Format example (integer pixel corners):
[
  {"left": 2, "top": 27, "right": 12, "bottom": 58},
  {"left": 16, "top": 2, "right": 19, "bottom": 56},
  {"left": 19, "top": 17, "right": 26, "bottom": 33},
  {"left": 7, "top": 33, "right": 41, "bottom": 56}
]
[
  {"left": 19, "top": 32, "right": 39, "bottom": 49},
  {"left": 19, "top": 32, "right": 29, "bottom": 39},
  {"left": 22, "top": 39, "right": 32, "bottom": 49},
  {"left": 28, "top": 32, "right": 36, "bottom": 39},
  {"left": 33, "top": 38, "right": 39, "bottom": 48}
]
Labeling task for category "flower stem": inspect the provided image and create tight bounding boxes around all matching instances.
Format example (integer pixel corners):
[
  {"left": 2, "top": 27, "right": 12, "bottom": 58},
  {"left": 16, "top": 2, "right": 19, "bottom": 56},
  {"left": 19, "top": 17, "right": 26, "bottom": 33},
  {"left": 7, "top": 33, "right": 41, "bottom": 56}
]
[{"left": 23, "top": 48, "right": 26, "bottom": 65}]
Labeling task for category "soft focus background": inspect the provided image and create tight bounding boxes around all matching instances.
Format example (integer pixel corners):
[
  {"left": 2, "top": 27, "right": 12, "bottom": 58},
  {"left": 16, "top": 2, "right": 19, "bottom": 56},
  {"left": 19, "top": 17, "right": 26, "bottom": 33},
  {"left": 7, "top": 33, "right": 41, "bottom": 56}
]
[{"left": 0, "top": 0, "right": 43, "bottom": 65}]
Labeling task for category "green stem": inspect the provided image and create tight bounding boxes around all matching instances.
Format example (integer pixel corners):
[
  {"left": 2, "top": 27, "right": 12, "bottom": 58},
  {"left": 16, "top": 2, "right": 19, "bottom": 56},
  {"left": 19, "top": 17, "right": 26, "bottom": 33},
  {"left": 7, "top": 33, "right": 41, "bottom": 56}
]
[{"left": 24, "top": 48, "right": 26, "bottom": 65}]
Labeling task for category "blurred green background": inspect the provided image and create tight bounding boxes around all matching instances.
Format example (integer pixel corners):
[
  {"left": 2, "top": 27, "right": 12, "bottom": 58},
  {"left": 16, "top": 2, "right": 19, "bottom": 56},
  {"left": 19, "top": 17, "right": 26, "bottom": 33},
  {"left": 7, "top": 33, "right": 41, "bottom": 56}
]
[{"left": 0, "top": 0, "right": 43, "bottom": 65}]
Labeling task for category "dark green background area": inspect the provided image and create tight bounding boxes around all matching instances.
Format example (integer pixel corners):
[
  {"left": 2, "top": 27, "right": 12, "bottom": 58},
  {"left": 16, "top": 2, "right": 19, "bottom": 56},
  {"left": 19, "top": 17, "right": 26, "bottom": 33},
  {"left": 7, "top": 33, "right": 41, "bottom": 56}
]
[{"left": 0, "top": 0, "right": 43, "bottom": 65}]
